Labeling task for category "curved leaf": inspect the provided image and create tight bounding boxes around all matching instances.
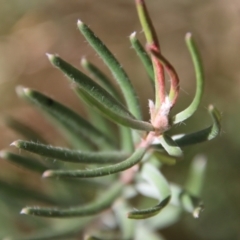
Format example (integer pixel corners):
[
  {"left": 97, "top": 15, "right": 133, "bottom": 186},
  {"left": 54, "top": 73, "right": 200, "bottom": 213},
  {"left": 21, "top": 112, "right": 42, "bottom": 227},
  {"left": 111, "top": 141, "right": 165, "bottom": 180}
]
[
  {"left": 153, "top": 105, "right": 221, "bottom": 148},
  {"left": 20, "top": 182, "right": 123, "bottom": 217},
  {"left": 77, "top": 20, "right": 141, "bottom": 119},
  {"left": 148, "top": 47, "right": 180, "bottom": 106},
  {"left": 173, "top": 33, "right": 204, "bottom": 124},
  {"left": 129, "top": 163, "right": 171, "bottom": 219},
  {"left": 42, "top": 147, "right": 147, "bottom": 178},
  {"left": 12, "top": 140, "right": 129, "bottom": 164},
  {"left": 158, "top": 134, "right": 183, "bottom": 157}
]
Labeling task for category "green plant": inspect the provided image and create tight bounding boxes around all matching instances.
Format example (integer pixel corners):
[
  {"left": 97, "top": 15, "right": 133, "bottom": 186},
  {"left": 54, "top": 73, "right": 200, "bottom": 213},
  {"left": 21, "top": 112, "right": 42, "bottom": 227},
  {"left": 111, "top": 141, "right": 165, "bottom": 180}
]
[{"left": 0, "top": 0, "right": 221, "bottom": 239}]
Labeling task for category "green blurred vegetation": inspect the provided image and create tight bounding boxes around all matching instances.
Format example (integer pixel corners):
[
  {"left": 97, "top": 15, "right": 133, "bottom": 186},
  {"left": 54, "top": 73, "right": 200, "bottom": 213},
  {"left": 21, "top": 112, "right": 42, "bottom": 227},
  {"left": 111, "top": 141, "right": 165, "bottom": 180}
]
[{"left": 0, "top": 0, "right": 239, "bottom": 239}]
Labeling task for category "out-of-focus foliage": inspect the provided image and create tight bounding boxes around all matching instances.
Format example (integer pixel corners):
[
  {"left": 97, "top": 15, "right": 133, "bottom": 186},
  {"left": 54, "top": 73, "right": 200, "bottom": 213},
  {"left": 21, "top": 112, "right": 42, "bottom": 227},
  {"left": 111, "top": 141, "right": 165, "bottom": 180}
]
[{"left": 0, "top": 0, "right": 239, "bottom": 239}]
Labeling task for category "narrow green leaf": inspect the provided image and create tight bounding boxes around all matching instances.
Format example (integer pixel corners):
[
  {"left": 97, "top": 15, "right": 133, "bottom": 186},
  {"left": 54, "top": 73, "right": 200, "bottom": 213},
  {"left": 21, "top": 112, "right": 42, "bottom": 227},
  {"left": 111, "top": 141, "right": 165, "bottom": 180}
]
[
  {"left": 173, "top": 33, "right": 204, "bottom": 124},
  {"left": 80, "top": 58, "right": 134, "bottom": 150},
  {"left": 0, "top": 179, "right": 57, "bottom": 205},
  {"left": 12, "top": 140, "right": 129, "bottom": 164},
  {"left": 77, "top": 20, "right": 141, "bottom": 119},
  {"left": 170, "top": 184, "right": 204, "bottom": 218},
  {"left": 179, "top": 190, "right": 204, "bottom": 218},
  {"left": 135, "top": 0, "right": 159, "bottom": 45},
  {"left": 185, "top": 155, "right": 207, "bottom": 196},
  {"left": 20, "top": 182, "right": 123, "bottom": 217},
  {"left": 135, "top": 0, "right": 165, "bottom": 108},
  {"left": 47, "top": 54, "right": 153, "bottom": 131},
  {"left": 129, "top": 163, "right": 171, "bottom": 219},
  {"left": 73, "top": 79, "right": 133, "bottom": 152},
  {"left": 42, "top": 147, "right": 147, "bottom": 178},
  {"left": 81, "top": 58, "right": 121, "bottom": 100},
  {"left": 158, "top": 134, "right": 183, "bottom": 157},
  {"left": 17, "top": 86, "right": 113, "bottom": 150},
  {"left": 86, "top": 107, "right": 116, "bottom": 143},
  {"left": 5, "top": 117, "right": 47, "bottom": 144},
  {"left": 75, "top": 86, "right": 153, "bottom": 131},
  {"left": 128, "top": 196, "right": 170, "bottom": 219},
  {"left": 129, "top": 32, "right": 154, "bottom": 85},
  {"left": 5, "top": 218, "right": 92, "bottom": 240},
  {"left": 118, "top": 125, "right": 134, "bottom": 153},
  {"left": 174, "top": 104, "right": 221, "bottom": 145},
  {"left": 0, "top": 151, "right": 47, "bottom": 173},
  {"left": 153, "top": 105, "right": 221, "bottom": 148}
]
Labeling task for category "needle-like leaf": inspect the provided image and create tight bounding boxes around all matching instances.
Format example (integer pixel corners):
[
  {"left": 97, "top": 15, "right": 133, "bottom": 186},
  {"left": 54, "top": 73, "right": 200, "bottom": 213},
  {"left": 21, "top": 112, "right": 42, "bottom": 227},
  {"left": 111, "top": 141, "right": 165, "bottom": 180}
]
[
  {"left": 47, "top": 54, "right": 153, "bottom": 132},
  {"left": 5, "top": 218, "right": 92, "bottom": 240},
  {"left": 0, "top": 151, "right": 47, "bottom": 173},
  {"left": 77, "top": 20, "right": 141, "bottom": 120},
  {"left": 5, "top": 117, "right": 47, "bottom": 144},
  {"left": 129, "top": 32, "right": 154, "bottom": 85},
  {"left": 173, "top": 33, "right": 204, "bottom": 124},
  {"left": 12, "top": 140, "right": 129, "bottom": 164},
  {"left": 74, "top": 86, "right": 153, "bottom": 131},
  {"left": 0, "top": 179, "right": 57, "bottom": 205},
  {"left": 185, "top": 155, "right": 207, "bottom": 197},
  {"left": 135, "top": 0, "right": 165, "bottom": 107},
  {"left": 42, "top": 147, "right": 147, "bottom": 178},
  {"left": 17, "top": 86, "right": 113, "bottom": 150},
  {"left": 81, "top": 58, "right": 121, "bottom": 100},
  {"left": 20, "top": 182, "right": 123, "bottom": 217}
]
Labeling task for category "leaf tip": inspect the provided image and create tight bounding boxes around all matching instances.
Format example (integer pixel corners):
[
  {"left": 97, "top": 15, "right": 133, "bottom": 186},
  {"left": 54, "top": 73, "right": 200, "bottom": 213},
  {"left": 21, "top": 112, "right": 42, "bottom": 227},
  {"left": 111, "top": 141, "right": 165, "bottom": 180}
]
[
  {"left": 208, "top": 104, "right": 214, "bottom": 111},
  {"left": 129, "top": 31, "right": 136, "bottom": 39},
  {"left": 185, "top": 32, "right": 192, "bottom": 40},
  {"left": 20, "top": 207, "right": 29, "bottom": 215},
  {"left": 81, "top": 57, "right": 88, "bottom": 66},
  {"left": 10, "top": 140, "right": 20, "bottom": 148},
  {"left": 193, "top": 205, "right": 204, "bottom": 218},
  {"left": 15, "top": 86, "right": 30, "bottom": 97},
  {"left": 46, "top": 53, "right": 57, "bottom": 65},
  {"left": 42, "top": 170, "right": 54, "bottom": 178},
  {"left": 77, "top": 19, "right": 84, "bottom": 27}
]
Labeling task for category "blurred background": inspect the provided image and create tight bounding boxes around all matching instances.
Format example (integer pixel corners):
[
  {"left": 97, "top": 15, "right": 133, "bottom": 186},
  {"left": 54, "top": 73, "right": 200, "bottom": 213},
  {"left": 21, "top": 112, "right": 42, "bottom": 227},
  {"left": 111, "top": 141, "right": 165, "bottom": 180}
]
[{"left": 0, "top": 0, "right": 239, "bottom": 239}]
